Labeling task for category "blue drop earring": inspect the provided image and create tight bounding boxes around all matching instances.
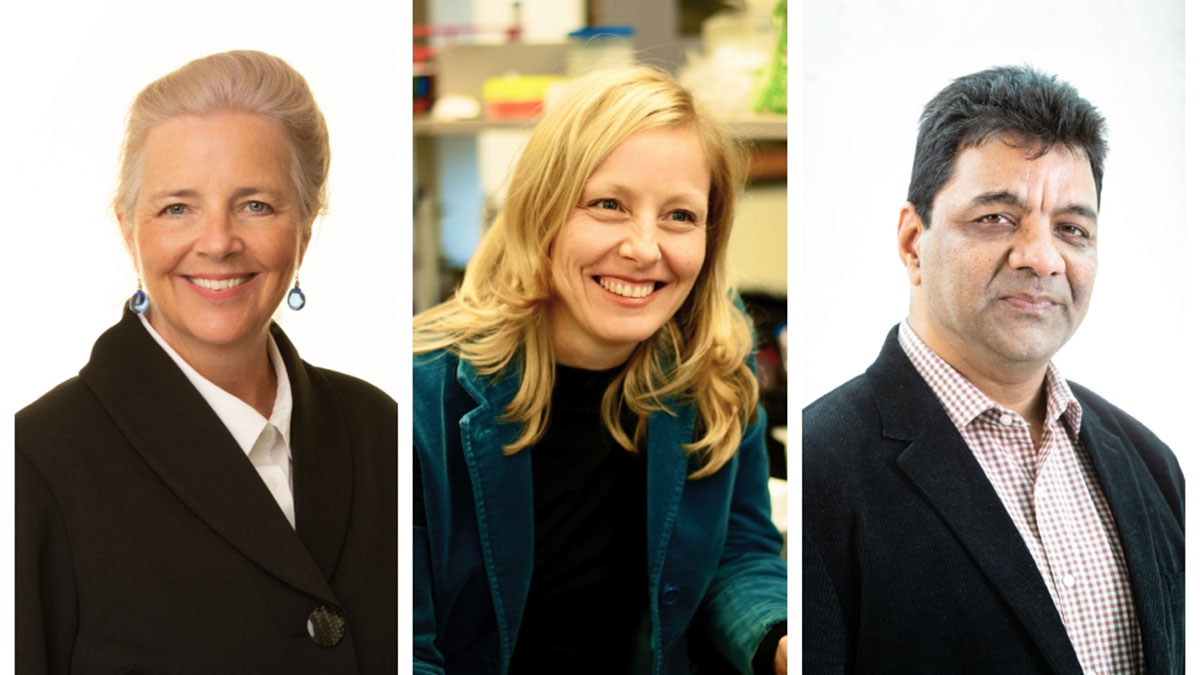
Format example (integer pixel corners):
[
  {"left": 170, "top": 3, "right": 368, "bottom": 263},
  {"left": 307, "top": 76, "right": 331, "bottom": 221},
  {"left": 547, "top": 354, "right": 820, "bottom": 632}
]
[
  {"left": 287, "top": 274, "right": 306, "bottom": 311},
  {"left": 129, "top": 278, "right": 149, "bottom": 314}
]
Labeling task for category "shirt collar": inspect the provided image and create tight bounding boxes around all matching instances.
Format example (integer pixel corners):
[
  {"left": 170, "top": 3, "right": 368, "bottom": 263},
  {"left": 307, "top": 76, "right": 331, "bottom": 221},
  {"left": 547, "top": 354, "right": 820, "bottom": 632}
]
[
  {"left": 138, "top": 314, "right": 293, "bottom": 456},
  {"left": 898, "top": 320, "right": 1082, "bottom": 437}
]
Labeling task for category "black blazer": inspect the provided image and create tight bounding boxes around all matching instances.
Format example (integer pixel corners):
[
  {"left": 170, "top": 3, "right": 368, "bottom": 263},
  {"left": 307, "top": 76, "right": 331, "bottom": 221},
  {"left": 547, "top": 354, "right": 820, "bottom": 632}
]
[
  {"left": 802, "top": 326, "right": 1184, "bottom": 674},
  {"left": 16, "top": 309, "right": 397, "bottom": 674}
]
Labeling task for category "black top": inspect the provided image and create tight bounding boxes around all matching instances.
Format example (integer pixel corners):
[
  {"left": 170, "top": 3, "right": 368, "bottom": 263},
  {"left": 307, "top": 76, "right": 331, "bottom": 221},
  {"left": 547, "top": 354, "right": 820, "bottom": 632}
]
[{"left": 509, "top": 364, "right": 648, "bottom": 673}]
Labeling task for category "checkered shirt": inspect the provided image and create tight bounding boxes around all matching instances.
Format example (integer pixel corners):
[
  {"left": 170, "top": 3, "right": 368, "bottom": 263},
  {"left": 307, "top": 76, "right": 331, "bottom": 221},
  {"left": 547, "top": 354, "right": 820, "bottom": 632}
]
[{"left": 899, "top": 322, "right": 1144, "bottom": 674}]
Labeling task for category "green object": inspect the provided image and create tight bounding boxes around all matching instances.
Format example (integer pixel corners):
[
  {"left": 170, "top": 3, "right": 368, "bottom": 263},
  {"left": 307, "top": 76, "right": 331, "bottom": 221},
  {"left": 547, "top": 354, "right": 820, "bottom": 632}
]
[{"left": 754, "top": 0, "right": 787, "bottom": 115}]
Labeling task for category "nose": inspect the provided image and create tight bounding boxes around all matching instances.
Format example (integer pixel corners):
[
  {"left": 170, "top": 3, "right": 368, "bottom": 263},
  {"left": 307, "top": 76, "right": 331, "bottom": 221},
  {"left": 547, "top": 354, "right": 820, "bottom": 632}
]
[
  {"left": 617, "top": 212, "right": 663, "bottom": 266},
  {"left": 197, "top": 210, "right": 242, "bottom": 259},
  {"left": 1008, "top": 219, "right": 1065, "bottom": 277}
]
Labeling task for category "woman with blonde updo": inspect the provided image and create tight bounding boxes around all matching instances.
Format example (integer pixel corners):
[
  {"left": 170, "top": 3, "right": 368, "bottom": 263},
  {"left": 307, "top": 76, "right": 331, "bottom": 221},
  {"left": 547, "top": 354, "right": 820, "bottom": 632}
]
[
  {"left": 414, "top": 66, "right": 787, "bottom": 674},
  {"left": 17, "top": 51, "right": 396, "bottom": 674}
]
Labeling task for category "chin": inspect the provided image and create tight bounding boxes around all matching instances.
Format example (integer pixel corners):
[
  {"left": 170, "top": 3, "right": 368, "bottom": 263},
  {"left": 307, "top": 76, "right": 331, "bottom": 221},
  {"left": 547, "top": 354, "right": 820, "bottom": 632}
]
[
  {"left": 185, "top": 315, "right": 265, "bottom": 348},
  {"left": 988, "top": 334, "right": 1063, "bottom": 364},
  {"left": 598, "top": 322, "right": 666, "bottom": 347}
]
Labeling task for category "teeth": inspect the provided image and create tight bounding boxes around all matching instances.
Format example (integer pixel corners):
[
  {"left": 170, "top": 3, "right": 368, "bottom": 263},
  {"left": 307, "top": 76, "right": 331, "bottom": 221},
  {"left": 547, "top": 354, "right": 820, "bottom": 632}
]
[
  {"left": 190, "top": 276, "right": 251, "bottom": 291},
  {"left": 598, "top": 277, "right": 655, "bottom": 298}
]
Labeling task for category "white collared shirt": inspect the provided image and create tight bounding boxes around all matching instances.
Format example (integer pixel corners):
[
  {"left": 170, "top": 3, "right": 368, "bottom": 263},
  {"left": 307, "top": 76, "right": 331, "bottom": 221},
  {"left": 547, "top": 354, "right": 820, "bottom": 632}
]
[{"left": 138, "top": 314, "right": 296, "bottom": 528}]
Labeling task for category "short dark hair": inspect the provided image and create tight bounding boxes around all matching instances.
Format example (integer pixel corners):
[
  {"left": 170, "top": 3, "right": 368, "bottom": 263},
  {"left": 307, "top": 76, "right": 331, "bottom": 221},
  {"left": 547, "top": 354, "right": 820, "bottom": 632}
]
[{"left": 906, "top": 65, "right": 1107, "bottom": 228}]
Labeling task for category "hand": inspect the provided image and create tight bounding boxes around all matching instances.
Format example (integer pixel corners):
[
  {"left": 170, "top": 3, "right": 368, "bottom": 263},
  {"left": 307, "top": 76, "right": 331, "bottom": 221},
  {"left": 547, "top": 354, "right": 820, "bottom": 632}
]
[{"left": 775, "top": 634, "right": 787, "bottom": 674}]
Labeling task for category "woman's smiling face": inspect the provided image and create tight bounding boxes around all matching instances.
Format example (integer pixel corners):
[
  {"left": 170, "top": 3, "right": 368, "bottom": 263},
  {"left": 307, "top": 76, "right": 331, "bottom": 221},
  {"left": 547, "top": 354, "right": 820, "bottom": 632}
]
[
  {"left": 547, "top": 126, "right": 710, "bottom": 369},
  {"left": 122, "top": 111, "right": 309, "bottom": 360}
]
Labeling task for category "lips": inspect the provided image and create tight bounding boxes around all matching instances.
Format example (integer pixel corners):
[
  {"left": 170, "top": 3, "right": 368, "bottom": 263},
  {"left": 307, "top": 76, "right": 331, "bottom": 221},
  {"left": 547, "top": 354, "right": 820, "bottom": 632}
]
[
  {"left": 186, "top": 275, "right": 253, "bottom": 291},
  {"left": 595, "top": 275, "right": 662, "bottom": 299},
  {"left": 999, "top": 293, "right": 1059, "bottom": 312}
]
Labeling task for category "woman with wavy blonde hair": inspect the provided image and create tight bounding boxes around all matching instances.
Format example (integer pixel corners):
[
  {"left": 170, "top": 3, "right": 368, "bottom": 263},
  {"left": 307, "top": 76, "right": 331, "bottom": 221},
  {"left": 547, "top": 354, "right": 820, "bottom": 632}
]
[{"left": 414, "top": 66, "right": 787, "bottom": 674}]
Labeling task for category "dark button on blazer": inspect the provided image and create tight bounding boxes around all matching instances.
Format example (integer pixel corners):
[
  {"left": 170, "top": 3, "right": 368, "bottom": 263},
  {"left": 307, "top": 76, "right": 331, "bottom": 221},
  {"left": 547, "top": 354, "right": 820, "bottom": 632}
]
[
  {"left": 17, "top": 309, "right": 398, "bottom": 674},
  {"left": 802, "top": 326, "right": 1183, "bottom": 674}
]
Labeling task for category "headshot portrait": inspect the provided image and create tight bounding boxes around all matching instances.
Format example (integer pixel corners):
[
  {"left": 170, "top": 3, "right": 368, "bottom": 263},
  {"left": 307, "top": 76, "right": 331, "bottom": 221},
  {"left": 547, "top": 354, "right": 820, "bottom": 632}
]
[
  {"left": 8, "top": 3, "right": 403, "bottom": 673},
  {"left": 411, "top": 3, "right": 789, "bottom": 672},
  {"left": 800, "top": 1, "right": 1184, "bottom": 673}
]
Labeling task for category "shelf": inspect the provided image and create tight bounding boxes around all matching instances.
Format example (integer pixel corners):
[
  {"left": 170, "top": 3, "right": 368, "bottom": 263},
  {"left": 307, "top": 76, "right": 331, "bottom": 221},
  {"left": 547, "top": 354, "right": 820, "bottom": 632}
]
[{"left": 413, "top": 115, "right": 787, "bottom": 140}]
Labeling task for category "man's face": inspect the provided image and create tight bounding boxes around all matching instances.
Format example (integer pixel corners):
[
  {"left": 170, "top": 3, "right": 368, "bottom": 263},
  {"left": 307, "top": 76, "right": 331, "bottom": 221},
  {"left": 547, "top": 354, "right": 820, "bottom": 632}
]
[{"left": 902, "top": 137, "right": 1099, "bottom": 376}]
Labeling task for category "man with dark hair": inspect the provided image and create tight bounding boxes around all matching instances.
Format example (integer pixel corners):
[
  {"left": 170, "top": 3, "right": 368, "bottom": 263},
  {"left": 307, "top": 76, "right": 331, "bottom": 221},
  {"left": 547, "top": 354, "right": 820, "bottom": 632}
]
[{"left": 802, "top": 66, "right": 1183, "bottom": 674}]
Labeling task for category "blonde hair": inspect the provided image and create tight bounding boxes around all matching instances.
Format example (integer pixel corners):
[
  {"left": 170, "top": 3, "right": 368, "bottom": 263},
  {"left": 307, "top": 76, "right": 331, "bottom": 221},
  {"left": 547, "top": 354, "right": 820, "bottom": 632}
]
[
  {"left": 114, "top": 50, "right": 330, "bottom": 227},
  {"left": 414, "top": 66, "right": 757, "bottom": 479}
]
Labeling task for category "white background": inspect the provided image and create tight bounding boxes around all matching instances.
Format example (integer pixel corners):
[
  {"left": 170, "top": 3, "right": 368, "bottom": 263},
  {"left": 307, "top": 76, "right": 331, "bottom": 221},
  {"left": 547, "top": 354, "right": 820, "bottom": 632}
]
[
  {"left": 0, "top": 0, "right": 408, "bottom": 662},
  {"left": 799, "top": 0, "right": 1190, "bottom": 479}
]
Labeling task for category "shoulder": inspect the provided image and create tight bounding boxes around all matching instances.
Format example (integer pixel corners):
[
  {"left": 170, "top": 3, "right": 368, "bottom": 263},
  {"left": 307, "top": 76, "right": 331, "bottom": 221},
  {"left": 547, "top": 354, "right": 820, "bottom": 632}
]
[
  {"left": 1068, "top": 380, "right": 1183, "bottom": 507},
  {"left": 802, "top": 373, "right": 881, "bottom": 451},
  {"left": 17, "top": 377, "right": 108, "bottom": 462},
  {"left": 413, "top": 349, "right": 459, "bottom": 395},
  {"left": 803, "top": 374, "right": 875, "bottom": 426},
  {"left": 411, "top": 349, "right": 478, "bottom": 461},
  {"left": 1069, "top": 380, "right": 1169, "bottom": 447},
  {"left": 412, "top": 349, "right": 471, "bottom": 420},
  {"left": 310, "top": 364, "right": 397, "bottom": 412}
]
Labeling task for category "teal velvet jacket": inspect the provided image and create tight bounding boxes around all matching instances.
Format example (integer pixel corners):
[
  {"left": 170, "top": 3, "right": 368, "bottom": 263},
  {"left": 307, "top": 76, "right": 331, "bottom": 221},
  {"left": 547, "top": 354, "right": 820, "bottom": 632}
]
[{"left": 413, "top": 350, "right": 786, "bottom": 674}]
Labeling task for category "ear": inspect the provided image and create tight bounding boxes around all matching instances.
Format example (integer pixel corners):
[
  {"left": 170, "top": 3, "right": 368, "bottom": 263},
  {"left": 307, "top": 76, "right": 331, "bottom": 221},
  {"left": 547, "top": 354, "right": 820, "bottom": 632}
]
[
  {"left": 298, "top": 219, "right": 314, "bottom": 266},
  {"left": 897, "top": 202, "right": 924, "bottom": 286},
  {"left": 117, "top": 211, "right": 140, "bottom": 272}
]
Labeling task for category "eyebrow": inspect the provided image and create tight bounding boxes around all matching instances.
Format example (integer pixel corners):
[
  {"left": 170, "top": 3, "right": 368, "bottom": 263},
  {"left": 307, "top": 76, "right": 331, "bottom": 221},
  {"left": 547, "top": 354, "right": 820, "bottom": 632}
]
[
  {"left": 148, "top": 187, "right": 284, "bottom": 201},
  {"left": 582, "top": 181, "right": 708, "bottom": 207},
  {"left": 968, "top": 190, "right": 1097, "bottom": 222}
]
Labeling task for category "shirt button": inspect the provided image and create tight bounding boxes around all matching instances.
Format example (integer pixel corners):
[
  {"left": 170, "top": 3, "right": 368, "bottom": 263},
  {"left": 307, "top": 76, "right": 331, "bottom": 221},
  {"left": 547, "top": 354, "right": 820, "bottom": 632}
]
[
  {"left": 999, "top": 414, "right": 1014, "bottom": 426},
  {"left": 1061, "top": 574, "right": 1076, "bottom": 589},
  {"left": 661, "top": 585, "right": 681, "bottom": 606},
  {"left": 307, "top": 605, "right": 346, "bottom": 647}
]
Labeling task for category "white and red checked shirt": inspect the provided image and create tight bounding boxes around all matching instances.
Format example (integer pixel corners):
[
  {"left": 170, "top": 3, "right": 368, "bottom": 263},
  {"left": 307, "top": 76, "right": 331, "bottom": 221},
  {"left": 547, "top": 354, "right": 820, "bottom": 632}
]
[{"left": 899, "top": 322, "right": 1143, "bottom": 674}]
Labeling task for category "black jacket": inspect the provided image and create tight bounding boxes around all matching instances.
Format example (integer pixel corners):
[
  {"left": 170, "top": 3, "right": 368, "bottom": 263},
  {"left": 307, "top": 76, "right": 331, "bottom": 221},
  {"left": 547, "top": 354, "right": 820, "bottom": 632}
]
[
  {"left": 17, "top": 309, "right": 397, "bottom": 674},
  {"left": 802, "top": 326, "right": 1184, "bottom": 674}
]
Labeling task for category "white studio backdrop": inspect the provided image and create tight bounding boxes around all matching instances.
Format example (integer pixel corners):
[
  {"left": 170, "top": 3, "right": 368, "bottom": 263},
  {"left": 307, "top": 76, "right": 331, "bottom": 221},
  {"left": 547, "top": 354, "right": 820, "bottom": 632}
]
[
  {"left": 2, "top": 0, "right": 405, "bottom": 416},
  {"left": 799, "top": 0, "right": 1189, "bottom": 480}
]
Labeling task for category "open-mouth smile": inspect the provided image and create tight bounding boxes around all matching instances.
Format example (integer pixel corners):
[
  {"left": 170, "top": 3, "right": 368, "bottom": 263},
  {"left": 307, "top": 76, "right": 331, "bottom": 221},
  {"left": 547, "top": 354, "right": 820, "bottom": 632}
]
[
  {"left": 187, "top": 275, "right": 254, "bottom": 291},
  {"left": 595, "top": 275, "right": 665, "bottom": 299},
  {"left": 184, "top": 274, "right": 258, "bottom": 299}
]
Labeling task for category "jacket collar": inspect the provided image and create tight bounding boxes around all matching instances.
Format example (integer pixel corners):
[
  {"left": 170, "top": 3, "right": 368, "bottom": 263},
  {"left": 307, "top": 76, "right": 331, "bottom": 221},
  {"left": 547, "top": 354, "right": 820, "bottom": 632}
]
[
  {"left": 79, "top": 309, "right": 349, "bottom": 607},
  {"left": 868, "top": 325, "right": 1082, "bottom": 674}
]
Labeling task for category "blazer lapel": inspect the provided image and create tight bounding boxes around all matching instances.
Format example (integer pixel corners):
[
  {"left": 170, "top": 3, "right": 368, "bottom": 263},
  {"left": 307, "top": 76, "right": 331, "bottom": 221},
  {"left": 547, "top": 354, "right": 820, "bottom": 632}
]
[
  {"left": 1076, "top": 408, "right": 1170, "bottom": 673},
  {"left": 455, "top": 358, "right": 533, "bottom": 674},
  {"left": 871, "top": 327, "right": 1080, "bottom": 674},
  {"left": 79, "top": 311, "right": 337, "bottom": 605},
  {"left": 273, "top": 324, "right": 353, "bottom": 582}
]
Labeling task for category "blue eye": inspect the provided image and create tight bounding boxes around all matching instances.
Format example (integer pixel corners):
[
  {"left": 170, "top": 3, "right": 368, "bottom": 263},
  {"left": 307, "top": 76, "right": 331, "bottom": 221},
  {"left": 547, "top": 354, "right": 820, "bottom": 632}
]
[
  {"left": 246, "top": 200, "right": 270, "bottom": 213},
  {"left": 164, "top": 203, "right": 187, "bottom": 216},
  {"left": 590, "top": 199, "right": 619, "bottom": 210},
  {"left": 669, "top": 210, "right": 696, "bottom": 223}
]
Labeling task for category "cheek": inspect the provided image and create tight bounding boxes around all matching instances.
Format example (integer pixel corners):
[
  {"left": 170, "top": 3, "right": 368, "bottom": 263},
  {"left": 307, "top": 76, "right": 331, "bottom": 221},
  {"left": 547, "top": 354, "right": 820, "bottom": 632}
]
[
  {"left": 666, "top": 233, "right": 707, "bottom": 283},
  {"left": 550, "top": 224, "right": 605, "bottom": 275},
  {"left": 1068, "top": 256, "right": 1098, "bottom": 303},
  {"left": 256, "top": 226, "right": 303, "bottom": 266}
]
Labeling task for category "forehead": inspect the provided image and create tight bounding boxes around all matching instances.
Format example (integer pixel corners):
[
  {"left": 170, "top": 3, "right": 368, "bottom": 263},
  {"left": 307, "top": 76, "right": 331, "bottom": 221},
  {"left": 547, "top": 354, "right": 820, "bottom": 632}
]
[
  {"left": 139, "top": 112, "right": 292, "bottom": 191},
  {"left": 936, "top": 138, "right": 1098, "bottom": 212},
  {"left": 586, "top": 127, "right": 711, "bottom": 192}
]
